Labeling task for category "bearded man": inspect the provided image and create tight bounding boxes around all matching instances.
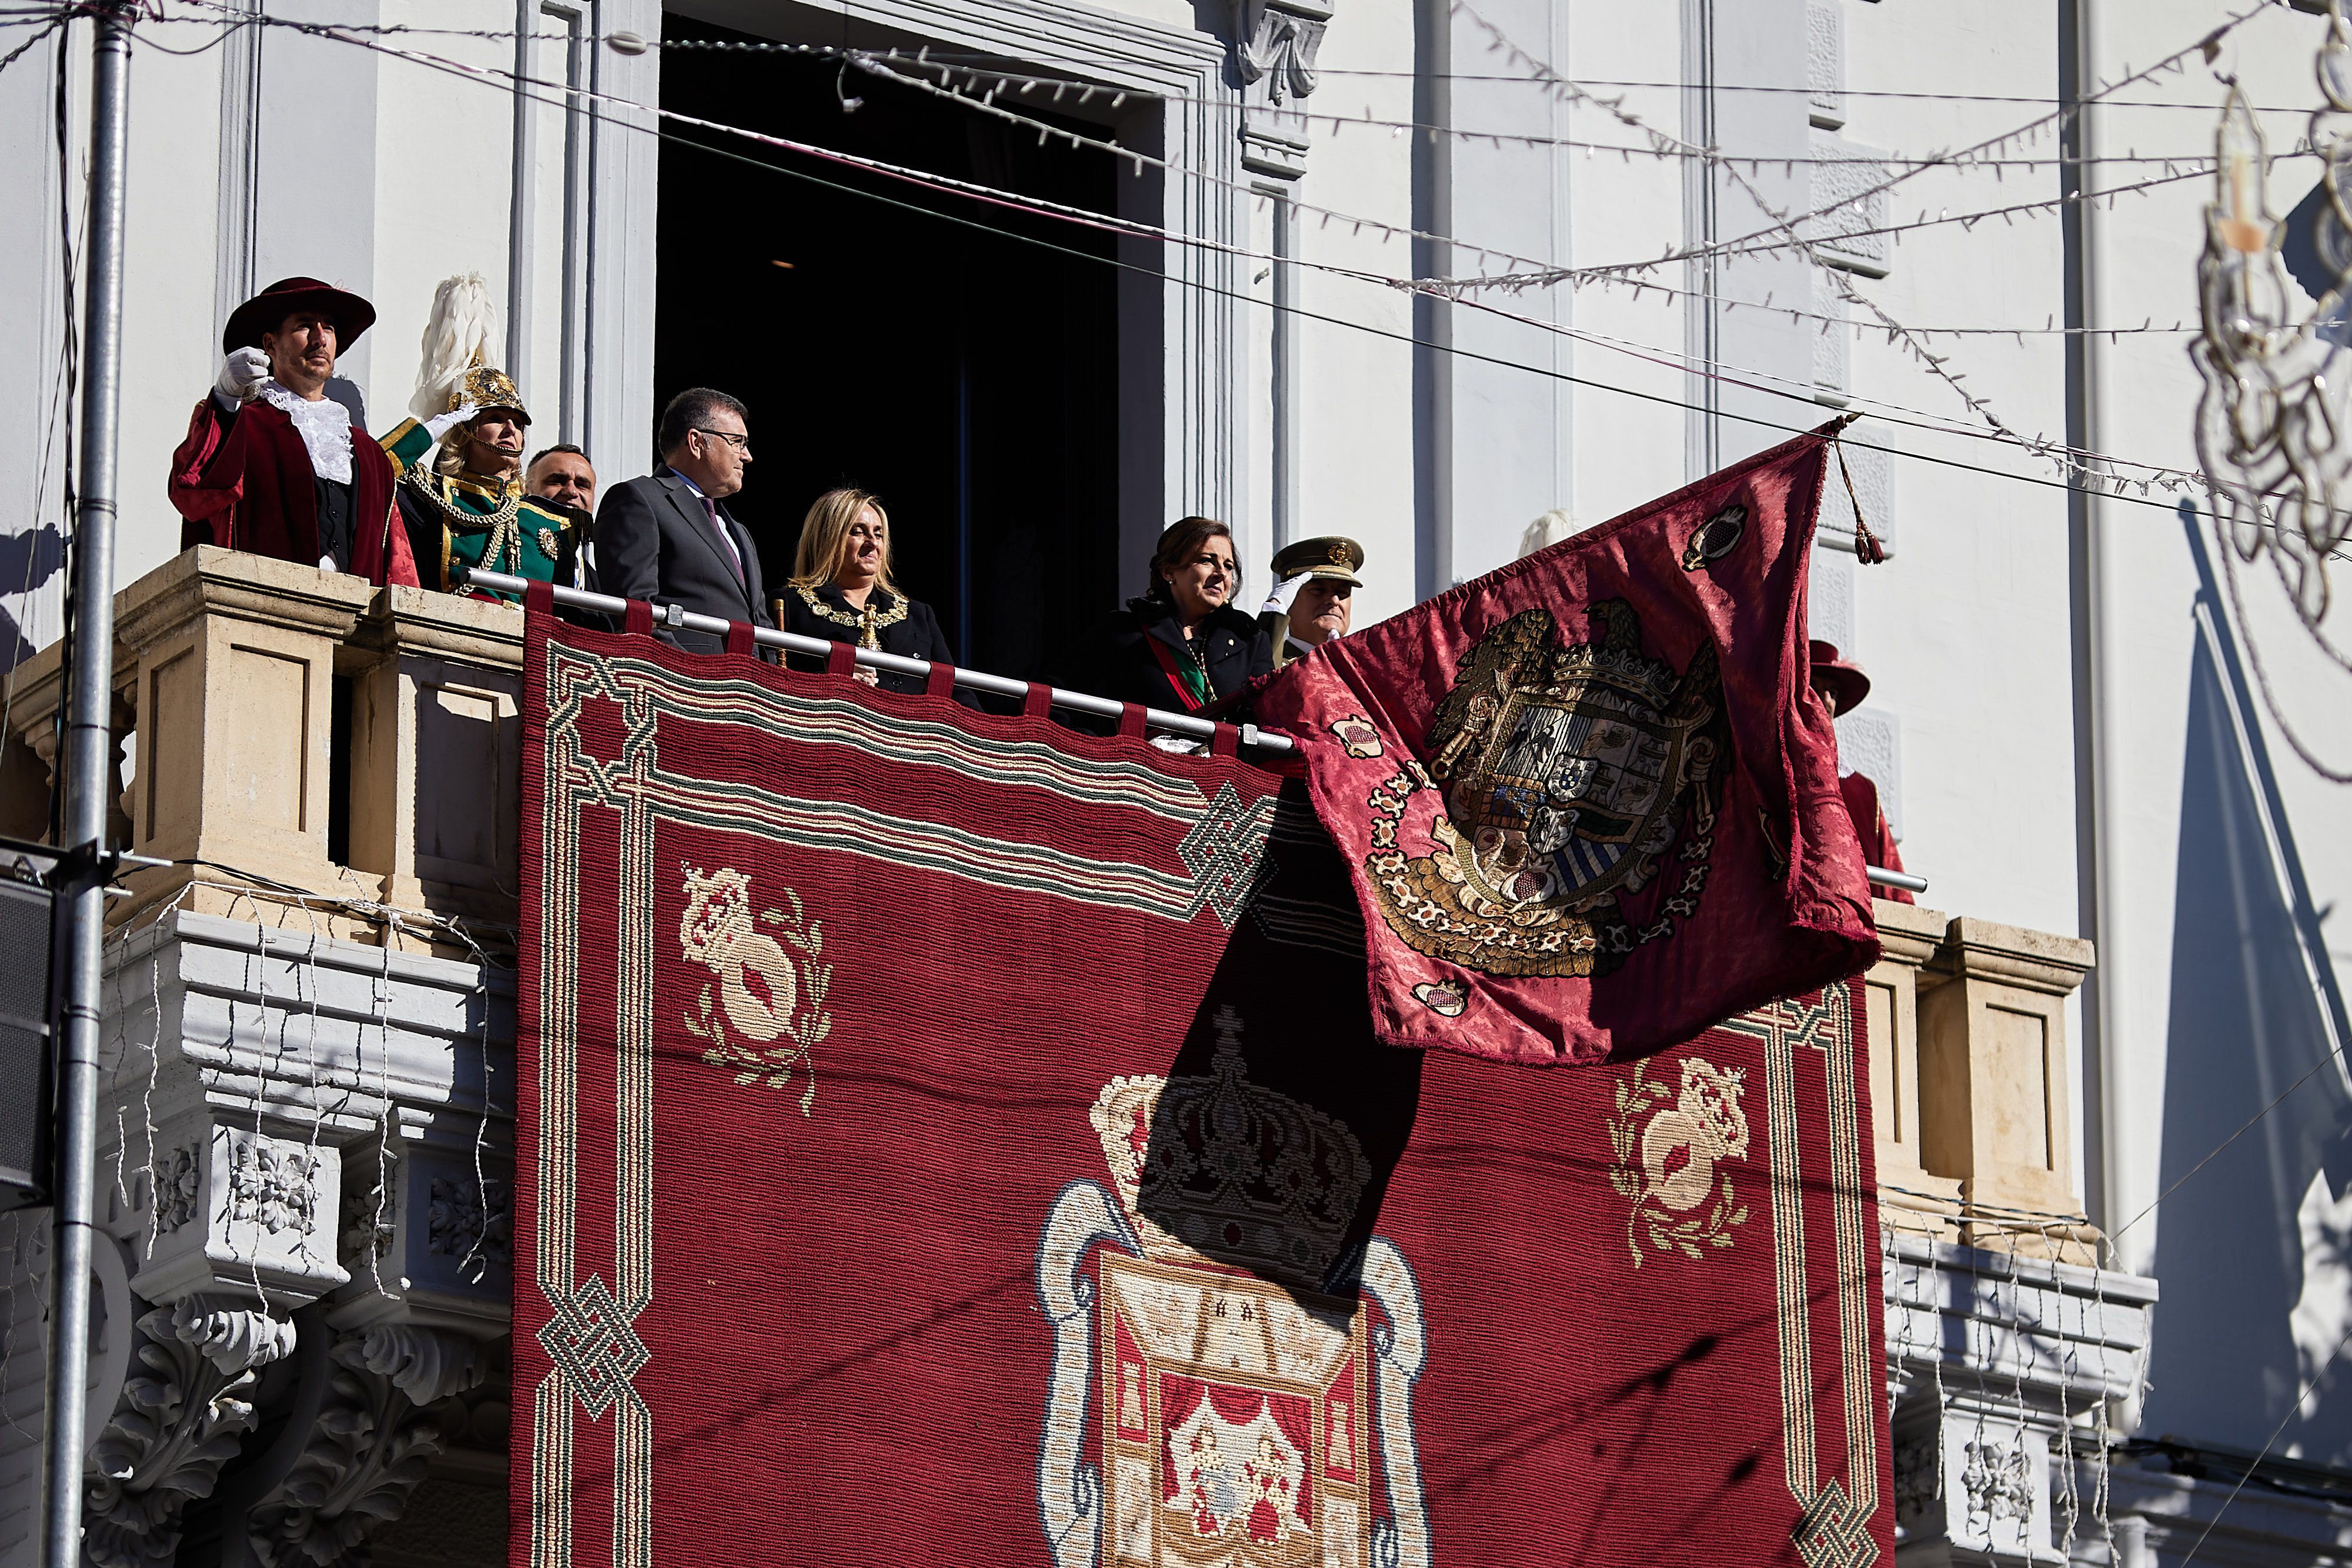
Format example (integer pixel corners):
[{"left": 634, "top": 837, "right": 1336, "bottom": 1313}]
[{"left": 168, "top": 277, "right": 422, "bottom": 585}]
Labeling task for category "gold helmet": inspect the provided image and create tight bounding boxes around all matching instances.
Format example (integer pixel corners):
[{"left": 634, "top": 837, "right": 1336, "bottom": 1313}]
[{"left": 450, "top": 360, "right": 529, "bottom": 425}]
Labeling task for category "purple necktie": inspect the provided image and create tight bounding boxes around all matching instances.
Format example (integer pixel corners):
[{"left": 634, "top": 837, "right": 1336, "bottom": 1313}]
[{"left": 701, "top": 494, "right": 743, "bottom": 579}]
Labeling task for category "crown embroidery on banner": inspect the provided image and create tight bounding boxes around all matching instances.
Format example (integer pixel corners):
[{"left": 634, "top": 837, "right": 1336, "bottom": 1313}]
[{"left": 1088, "top": 1007, "right": 1369, "bottom": 1293}]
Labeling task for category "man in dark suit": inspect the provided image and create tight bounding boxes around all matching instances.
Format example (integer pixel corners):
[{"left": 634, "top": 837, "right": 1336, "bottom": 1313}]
[{"left": 593, "top": 387, "right": 776, "bottom": 657}]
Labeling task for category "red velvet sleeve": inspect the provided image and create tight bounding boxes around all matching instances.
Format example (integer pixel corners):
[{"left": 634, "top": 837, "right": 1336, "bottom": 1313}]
[
  {"left": 168, "top": 397, "right": 244, "bottom": 549},
  {"left": 380, "top": 499, "right": 420, "bottom": 588}
]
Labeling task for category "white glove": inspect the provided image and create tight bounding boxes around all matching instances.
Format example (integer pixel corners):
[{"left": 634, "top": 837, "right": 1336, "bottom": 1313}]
[
  {"left": 213, "top": 346, "right": 270, "bottom": 409},
  {"left": 423, "top": 402, "right": 480, "bottom": 442},
  {"left": 1259, "top": 573, "right": 1307, "bottom": 618}
]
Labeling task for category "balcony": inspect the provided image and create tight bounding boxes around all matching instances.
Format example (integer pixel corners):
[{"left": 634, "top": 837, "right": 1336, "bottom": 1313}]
[
  {"left": 1, "top": 546, "right": 527, "bottom": 950},
  {"left": 0, "top": 549, "right": 2152, "bottom": 1567}
]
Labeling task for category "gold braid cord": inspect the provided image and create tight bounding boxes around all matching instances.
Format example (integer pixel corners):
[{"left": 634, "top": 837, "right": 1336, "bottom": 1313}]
[
  {"left": 410, "top": 470, "right": 527, "bottom": 575},
  {"left": 793, "top": 582, "right": 910, "bottom": 650}
]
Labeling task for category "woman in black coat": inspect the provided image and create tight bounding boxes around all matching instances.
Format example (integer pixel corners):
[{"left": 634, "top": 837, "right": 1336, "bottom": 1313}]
[
  {"left": 778, "top": 487, "right": 965, "bottom": 701},
  {"left": 1069, "top": 515, "right": 1274, "bottom": 718}
]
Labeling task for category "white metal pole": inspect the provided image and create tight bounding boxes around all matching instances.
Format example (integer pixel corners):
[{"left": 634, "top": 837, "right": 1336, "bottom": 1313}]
[{"left": 43, "top": 4, "right": 133, "bottom": 1564}]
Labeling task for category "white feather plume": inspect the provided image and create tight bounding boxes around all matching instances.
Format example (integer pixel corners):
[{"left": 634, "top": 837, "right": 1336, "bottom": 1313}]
[{"left": 410, "top": 273, "right": 499, "bottom": 420}]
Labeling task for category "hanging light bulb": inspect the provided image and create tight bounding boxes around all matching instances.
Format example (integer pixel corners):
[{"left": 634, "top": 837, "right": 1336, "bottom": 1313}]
[{"left": 2214, "top": 89, "right": 2271, "bottom": 255}]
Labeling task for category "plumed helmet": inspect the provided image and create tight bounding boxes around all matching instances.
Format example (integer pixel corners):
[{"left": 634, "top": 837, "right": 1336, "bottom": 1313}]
[{"left": 409, "top": 273, "right": 529, "bottom": 425}]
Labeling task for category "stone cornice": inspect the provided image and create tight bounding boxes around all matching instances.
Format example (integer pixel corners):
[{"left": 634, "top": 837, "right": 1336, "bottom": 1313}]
[
  {"left": 1923, "top": 914, "right": 2096, "bottom": 997},
  {"left": 1871, "top": 895, "right": 1947, "bottom": 968}
]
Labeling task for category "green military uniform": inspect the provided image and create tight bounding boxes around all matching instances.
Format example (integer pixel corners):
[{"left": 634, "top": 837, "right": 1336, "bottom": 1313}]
[
  {"left": 379, "top": 362, "right": 579, "bottom": 601},
  {"left": 1260, "top": 535, "right": 1365, "bottom": 668}
]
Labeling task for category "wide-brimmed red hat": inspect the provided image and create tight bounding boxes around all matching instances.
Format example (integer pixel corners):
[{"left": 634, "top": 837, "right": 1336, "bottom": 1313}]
[
  {"left": 220, "top": 277, "right": 376, "bottom": 356},
  {"left": 1808, "top": 639, "right": 1872, "bottom": 717}
]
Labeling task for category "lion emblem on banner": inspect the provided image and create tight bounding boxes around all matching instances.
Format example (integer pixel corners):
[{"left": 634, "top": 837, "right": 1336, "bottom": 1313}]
[
  {"left": 1365, "top": 599, "right": 1723, "bottom": 981},
  {"left": 1035, "top": 1008, "right": 1431, "bottom": 1568}
]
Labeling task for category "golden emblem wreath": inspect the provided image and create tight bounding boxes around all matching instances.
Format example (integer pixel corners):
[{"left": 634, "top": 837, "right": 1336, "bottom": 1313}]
[
  {"left": 1604, "top": 1055, "right": 1752, "bottom": 1266},
  {"left": 679, "top": 865, "right": 834, "bottom": 1115}
]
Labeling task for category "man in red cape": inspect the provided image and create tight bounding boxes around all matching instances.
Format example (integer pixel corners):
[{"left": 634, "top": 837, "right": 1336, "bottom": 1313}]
[
  {"left": 1254, "top": 422, "right": 1879, "bottom": 1064},
  {"left": 168, "top": 276, "right": 419, "bottom": 586},
  {"left": 1810, "top": 637, "right": 1915, "bottom": 905}
]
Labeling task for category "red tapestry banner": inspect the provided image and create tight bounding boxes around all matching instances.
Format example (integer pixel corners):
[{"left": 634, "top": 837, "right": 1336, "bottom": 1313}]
[
  {"left": 513, "top": 602, "right": 1892, "bottom": 1568},
  {"left": 1252, "top": 423, "right": 1879, "bottom": 1065}
]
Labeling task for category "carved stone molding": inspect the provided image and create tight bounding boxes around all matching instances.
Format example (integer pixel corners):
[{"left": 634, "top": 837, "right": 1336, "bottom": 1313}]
[
  {"left": 426, "top": 1176, "right": 511, "bottom": 1271},
  {"left": 1232, "top": 0, "right": 1331, "bottom": 179},
  {"left": 155, "top": 1143, "right": 205, "bottom": 1236},
  {"left": 1235, "top": 0, "right": 1329, "bottom": 101},
  {"left": 356, "top": 1323, "right": 487, "bottom": 1407},
  {"left": 245, "top": 1327, "right": 485, "bottom": 1568},
  {"left": 134, "top": 1124, "right": 350, "bottom": 1306},
  {"left": 328, "top": 1142, "right": 513, "bottom": 1337},
  {"left": 1886, "top": 1236, "right": 2157, "bottom": 1564},
  {"left": 82, "top": 1297, "right": 295, "bottom": 1568},
  {"left": 338, "top": 1156, "right": 396, "bottom": 1270}
]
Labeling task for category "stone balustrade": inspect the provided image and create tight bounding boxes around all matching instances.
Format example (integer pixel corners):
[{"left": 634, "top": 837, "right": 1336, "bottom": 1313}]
[
  {"left": 1, "top": 546, "right": 527, "bottom": 950},
  {"left": 0, "top": 548, "right": 2152, "bottom": 1567},
  {"left": 1863, "top": 896, "right": 2101, "bottom": 1265}
]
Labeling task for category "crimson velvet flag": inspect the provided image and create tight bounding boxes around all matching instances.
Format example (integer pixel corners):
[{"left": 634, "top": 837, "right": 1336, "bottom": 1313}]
[
  {"left": 1253, "top": 423, "right": 1880, "bottom": 1064},
  {"left": 513, "top": 590, "right": 1892, "bottom": 1568}
]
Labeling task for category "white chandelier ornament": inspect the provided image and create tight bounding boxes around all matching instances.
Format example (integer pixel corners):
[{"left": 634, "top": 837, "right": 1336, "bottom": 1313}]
[{"left": 2191, "top": 2, "right": 2352, "bottom": 638}]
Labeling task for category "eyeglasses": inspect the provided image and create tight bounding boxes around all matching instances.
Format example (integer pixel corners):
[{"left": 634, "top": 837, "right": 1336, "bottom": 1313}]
[{"left": 693, "top": 427, "right": 751, "bottom": 454}]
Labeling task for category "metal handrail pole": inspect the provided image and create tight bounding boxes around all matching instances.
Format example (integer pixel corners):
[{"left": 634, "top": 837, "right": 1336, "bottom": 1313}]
[
  {"left": 462, "top": 570, "right": 1292, "bottom": 752},
  {"left": 466, "top": 569, "right": 1926, "bottom": 895},
  {"left": 44, "top": 6, "right": 135, "bottom": 1566}
]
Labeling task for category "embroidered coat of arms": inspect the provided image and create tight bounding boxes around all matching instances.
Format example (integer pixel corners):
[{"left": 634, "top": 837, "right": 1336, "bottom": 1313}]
[
  {"left": 1368, "top": 599, "right": 1722, "bottom": 979},
  {"left": 1251, "top": 422, "right": 1877, "bottom": 1062},
  {"left": 1036, "top": 1009, "right": 1431, "bottom": 1568}
]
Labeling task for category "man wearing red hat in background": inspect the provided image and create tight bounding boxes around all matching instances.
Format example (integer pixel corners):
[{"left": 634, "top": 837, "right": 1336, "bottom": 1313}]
[
  {"left": 1810, "top": 639, "right": 1914, "bottom": 905},
  {"left": 168, "top": 277, "right": 424, "bottom": 586}
]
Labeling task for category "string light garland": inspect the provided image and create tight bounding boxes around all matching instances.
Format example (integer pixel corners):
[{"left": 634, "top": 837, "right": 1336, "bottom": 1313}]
[
  {"left": 649, "top": 84, "right": 2248, "bottom": 516},
  {"left": 865, "top": 44, "right": 2283, "bottom": 285},
  {"left": 119, "top": 2, "right": 2237, "bottom": 343},
  {"left": 840, "top": 36, "right": 2216, "bottom": 493},
  {"left": 1448, "top": 1, "right": 2184, "bottom": 500},
  {"left": 139, "top": 0, "right": 2289, "bottom": 512},
  {"left": 149, "top": 0, "right": 2271, "bottom": 518},
  {"left": 806, "top": 50, "right": 2300, "bottom": 173},
  {"left": 1444, "top": 0, "right": 2283, "bottom": 287},
  {"left": 1449, "top": 164, "right": 2219, "bottom": 291},
  {"left": 115, "top": 0, "right": 2293, "bottom": 292}
]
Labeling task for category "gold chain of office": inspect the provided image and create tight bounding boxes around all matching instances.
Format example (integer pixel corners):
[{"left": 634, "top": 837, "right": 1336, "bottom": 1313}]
[{"left": 793, "top": 583, "right": 910, "bottom": 648}]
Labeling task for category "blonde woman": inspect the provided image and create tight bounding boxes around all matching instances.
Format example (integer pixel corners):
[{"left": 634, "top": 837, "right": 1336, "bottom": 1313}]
[{"left": 779, "top": 488, "right": 961, "bottom": 700}]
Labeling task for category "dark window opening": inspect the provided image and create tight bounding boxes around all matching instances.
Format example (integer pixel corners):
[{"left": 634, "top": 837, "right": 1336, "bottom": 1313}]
[{"left": 655, "top": 18, "right": 1121, "bottom": 681}]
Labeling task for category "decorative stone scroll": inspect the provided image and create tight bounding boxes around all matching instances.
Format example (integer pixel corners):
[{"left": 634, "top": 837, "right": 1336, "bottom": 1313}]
[{"left": 1231, "top": 0, "right": 1332, "bottom": 179}]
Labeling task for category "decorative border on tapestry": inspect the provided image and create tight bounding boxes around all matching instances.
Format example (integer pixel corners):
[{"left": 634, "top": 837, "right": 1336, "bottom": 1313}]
[
  {"left": 528, "top": 641, "right": 1285, "bottom": 1568},
  {"left": 1720, "top": 985, "right": 1881, "bottom": 1568}
]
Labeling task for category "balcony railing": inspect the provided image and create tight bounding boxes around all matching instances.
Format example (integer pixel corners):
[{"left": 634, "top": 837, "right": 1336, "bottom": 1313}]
[{"left": 2, "top": 549, "right": 2109, "bottom": 1250}]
